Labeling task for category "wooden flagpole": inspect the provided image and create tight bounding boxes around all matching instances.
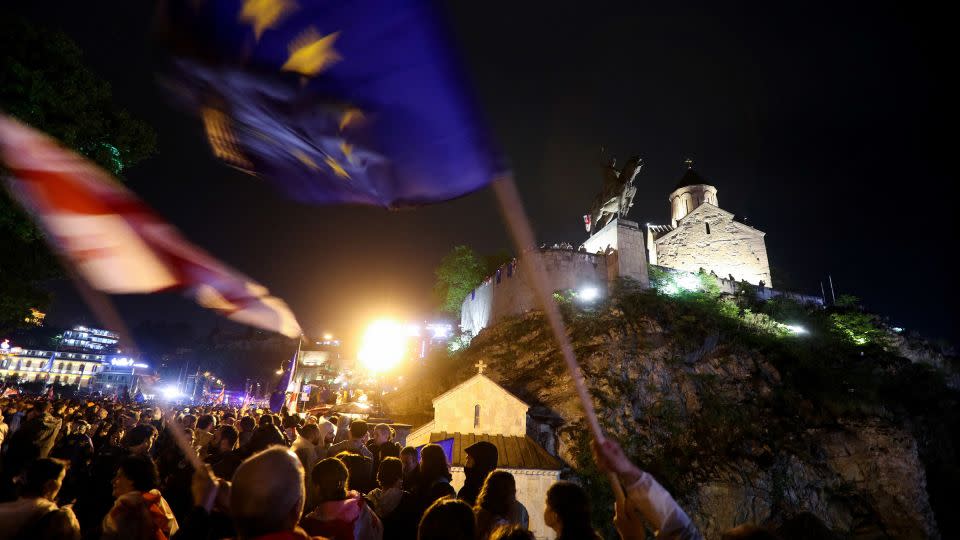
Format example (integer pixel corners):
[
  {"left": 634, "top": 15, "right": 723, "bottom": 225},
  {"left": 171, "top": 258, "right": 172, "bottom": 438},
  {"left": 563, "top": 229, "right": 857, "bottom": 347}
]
[
  {"left": 492, "top": 177, "right": 604, "bottom": 440},
  {"left": 62, "top": 263, "right": 209, "bottom": 475},
  {"left": 492, "top": 176, "right": 625, "bottom": 501}
]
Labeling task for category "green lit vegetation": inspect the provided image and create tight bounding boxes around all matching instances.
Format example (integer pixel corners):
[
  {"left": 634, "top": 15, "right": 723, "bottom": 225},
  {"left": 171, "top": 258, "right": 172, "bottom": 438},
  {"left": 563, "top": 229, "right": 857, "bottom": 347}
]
[{"left": 443, "top": 279, "right": 957, "bottom": 537}]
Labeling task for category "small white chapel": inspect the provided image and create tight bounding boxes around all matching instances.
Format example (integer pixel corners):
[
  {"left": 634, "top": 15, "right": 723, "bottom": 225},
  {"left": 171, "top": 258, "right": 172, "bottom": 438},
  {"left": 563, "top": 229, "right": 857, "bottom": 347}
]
[{"left": 406, "top": 360, "right": 563, "bottom": 540}]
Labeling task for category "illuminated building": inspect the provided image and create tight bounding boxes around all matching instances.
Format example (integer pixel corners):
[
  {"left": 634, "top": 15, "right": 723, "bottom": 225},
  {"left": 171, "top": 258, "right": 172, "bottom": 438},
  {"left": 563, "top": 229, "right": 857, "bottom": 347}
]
[
  {"left": 60, "top": 325, "right": 119, "bottom": 353},
  {"left": 288, "top": 337, "right": 343, "bottom": 394},
  {"left": 89, "top": 356, "right": 152, "bottom": 394},
  {"left": 0, "top": 340, "right": 149, "bottom": 392},
  {"left": 461, "top": 160, "right": 821, "bottom": 336},
  {"left": 24, "top": 308, "right": 45, "bottom": 326},
  {"left": 645, "top": 163, "right": 772, "bottom": 287},
  {"left": 1, "top": 345, "right": 106, "bottom": 388}
]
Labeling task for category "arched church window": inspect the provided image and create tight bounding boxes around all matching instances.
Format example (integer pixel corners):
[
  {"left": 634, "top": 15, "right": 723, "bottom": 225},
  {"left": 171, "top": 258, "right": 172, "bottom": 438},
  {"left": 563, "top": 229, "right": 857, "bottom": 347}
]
[
  {"left": 474, "top": 404, "right": 480, "bottom": 427},
  {"left": 705, "top": 223, "right": 711, "bottom": 234},
  {"left": 685, "top": 195, "right": 693, "bottom": 214}
]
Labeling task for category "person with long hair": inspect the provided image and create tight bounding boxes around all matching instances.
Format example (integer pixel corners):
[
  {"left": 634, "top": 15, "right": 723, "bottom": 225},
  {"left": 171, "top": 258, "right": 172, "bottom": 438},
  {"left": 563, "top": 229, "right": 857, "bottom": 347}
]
[
  {"left": 413, "top": 444, "right": 455, "bottom": 510},
  {"left": 102, "top": 455, "right": 178, "bottom": 540},
  {"left": 300, "top": 457, "right": 383, "bottom": 540},
  {"left": 473, "top": 471, "right": 529, "bottom": 539},
  {"left": 544, "top": 482, "right": 600, "bottom": 540},
  {"left": 418, "top": 498, "right": 475, "bottom": 540}
]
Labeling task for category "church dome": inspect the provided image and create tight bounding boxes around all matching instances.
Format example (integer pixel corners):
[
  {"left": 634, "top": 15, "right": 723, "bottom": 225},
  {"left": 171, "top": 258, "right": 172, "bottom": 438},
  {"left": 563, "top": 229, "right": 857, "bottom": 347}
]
[
  {"left": 672, "top": 167, "right": 714, "bottom": 191},
  {"left": 668, "top": 160, "right": 719, "bottom": 226}
]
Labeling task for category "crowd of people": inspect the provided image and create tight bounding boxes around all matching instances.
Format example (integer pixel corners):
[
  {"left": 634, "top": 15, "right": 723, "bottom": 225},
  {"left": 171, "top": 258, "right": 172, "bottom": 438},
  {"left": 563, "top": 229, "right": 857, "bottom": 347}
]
[{"left": 1, "top": 393, "right": 784, "bottom": 540}]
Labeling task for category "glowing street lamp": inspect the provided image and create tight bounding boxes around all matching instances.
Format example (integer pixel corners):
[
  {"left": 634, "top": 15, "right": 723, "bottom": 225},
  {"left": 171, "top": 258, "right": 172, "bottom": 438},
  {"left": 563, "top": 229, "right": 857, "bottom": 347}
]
[
  {"left": 359, "top": 319, "right": 408, "bottom": 416},
  {"left": 358, "top": 319, "right": 407, "bottom": 374}
]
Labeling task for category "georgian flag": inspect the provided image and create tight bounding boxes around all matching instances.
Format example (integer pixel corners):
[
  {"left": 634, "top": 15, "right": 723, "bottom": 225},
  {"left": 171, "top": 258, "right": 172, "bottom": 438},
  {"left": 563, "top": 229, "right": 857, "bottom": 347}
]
[
  {"left": 285, "top": 392, "right": 299, "bottom": 415},
  {"left": 0, "top": 114, "right": 301, "bottom": 338}
]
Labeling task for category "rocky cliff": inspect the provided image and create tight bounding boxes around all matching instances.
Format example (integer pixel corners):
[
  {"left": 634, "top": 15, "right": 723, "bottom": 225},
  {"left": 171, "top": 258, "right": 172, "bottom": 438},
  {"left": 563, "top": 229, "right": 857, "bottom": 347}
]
[{"left": 388, "top": 281, "right": 958, "bottom": 539}]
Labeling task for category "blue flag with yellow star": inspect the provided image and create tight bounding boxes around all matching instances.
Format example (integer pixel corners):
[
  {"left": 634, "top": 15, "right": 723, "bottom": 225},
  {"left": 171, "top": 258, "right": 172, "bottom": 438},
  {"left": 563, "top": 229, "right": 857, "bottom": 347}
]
[{"left": 160, "top": 0, "right": 503, "bottom": 208}]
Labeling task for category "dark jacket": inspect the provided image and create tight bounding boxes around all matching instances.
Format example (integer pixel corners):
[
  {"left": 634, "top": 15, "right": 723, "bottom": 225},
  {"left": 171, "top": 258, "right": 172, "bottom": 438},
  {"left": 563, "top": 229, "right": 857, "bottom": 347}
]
[
  {"left": 366, "top": 440, "right": 401, "bottom": 483},
  {"left": 4, "top": 413, "right": 62, "bottom": 475},
  {"left": 457, "top": 441, "right": 498, "bottom": 506}
]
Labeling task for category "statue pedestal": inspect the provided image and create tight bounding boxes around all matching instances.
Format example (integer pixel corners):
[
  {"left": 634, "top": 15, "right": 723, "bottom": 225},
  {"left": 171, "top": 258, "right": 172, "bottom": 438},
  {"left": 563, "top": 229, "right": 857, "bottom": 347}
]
[{"left": 582, "top": 218, "right": 649, "bottom": 287}]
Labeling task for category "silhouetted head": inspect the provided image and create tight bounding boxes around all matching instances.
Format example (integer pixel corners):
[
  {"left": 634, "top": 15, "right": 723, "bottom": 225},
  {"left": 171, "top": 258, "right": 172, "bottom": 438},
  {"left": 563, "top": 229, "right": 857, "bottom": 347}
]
[
  {"left": 231, "top": 446, "right": 304, "bottom": 539},
  {"left": 419, "top": 498, "right": 475, "bottom": 540}
]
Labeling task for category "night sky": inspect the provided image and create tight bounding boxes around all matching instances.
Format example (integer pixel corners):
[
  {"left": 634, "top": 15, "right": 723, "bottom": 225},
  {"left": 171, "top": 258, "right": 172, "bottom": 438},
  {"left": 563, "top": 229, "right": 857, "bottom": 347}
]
[{"left": 11, "top": 2, "right": 959, "bottom": 345}]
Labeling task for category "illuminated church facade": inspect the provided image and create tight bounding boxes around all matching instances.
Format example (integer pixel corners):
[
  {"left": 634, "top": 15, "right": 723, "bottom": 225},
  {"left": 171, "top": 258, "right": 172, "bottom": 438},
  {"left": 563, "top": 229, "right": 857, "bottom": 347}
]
[
  {"left": 461, "top": 161, "right": 814, "bottom": 336},
  {"left": 645, "top": 164, "right": 772, "bottom": 287}
]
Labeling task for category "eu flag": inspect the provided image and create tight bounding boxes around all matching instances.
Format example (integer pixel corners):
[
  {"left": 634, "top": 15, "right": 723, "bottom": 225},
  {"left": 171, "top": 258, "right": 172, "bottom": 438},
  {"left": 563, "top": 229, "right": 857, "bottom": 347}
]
[{"left": 161, "top": 0, "right": 504, "bottom": 208}]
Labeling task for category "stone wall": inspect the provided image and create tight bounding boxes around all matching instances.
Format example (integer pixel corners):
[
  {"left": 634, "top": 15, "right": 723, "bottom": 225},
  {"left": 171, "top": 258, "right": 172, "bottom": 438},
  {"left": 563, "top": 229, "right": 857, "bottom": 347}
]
[
  {"left": 655, "top": 204, "right": 772, "bottom": 286},
  {"left": 582, "top": 218, "right": 649, "bottom": 286},
  {"left": 460, "top": 250, "right": 607, "bottom": 335},
  {"left": 652, "top": 265, "right": 825, "bottom": 306}
]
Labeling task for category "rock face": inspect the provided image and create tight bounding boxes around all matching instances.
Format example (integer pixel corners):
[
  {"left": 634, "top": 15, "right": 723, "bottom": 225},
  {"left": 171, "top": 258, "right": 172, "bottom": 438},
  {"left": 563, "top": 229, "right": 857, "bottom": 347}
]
[
  {"left": 390, "top": 291, "right": 952, "bottom": 538},
  {"left": 684, "top": 421, "right": 936, "bottom": 539}
]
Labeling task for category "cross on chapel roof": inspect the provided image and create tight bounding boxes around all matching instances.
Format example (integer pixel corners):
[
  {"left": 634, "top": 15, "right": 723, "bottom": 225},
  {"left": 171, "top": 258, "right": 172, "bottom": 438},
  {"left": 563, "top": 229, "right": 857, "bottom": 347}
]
[{"left": 475, "top": 360, "right": 487, "bottom": 374}]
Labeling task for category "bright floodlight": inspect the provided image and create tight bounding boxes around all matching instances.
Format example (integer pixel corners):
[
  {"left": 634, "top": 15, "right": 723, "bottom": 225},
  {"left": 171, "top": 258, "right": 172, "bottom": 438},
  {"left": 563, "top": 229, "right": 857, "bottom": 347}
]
[
  {"left": 784, "top": 324, "right": 807, "bottom": 335},
  {"left": 578, "top": 286, "right": 600, "bottom": 302},
  {"left": 161, "top": 386, "right": 181, "bottom": 400},
  {"left": 359, "top": 319, "right": 407, "bottom": 373},
  {"left": 676, "top": 273, "right": 701, "bottom": 292}
]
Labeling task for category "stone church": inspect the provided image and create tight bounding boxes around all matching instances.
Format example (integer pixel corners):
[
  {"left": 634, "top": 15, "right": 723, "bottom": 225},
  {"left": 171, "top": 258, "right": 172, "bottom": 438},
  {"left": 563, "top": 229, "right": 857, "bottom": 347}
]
[
  {"left": 406, "top": 362, "right": 562, "bottom": 540},
  {"left": 645, "top": 162, "right": 772, "bottom": 286},
  {"left": 460, "top": 159, "right": 799, "bottom": 336}
]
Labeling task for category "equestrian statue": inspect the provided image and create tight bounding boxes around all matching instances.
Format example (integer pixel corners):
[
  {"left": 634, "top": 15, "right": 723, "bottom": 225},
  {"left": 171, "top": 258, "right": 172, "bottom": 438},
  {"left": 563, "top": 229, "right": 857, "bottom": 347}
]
[{"left": 585, "top": 153, "right": 643, "bottom": 234}]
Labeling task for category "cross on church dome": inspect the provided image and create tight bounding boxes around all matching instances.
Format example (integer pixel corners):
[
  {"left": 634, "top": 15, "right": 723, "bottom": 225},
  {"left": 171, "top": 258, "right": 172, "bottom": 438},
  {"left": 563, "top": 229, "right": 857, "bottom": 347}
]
[{"left": 475, "top": 360, "right": 487, "bottom": 374}]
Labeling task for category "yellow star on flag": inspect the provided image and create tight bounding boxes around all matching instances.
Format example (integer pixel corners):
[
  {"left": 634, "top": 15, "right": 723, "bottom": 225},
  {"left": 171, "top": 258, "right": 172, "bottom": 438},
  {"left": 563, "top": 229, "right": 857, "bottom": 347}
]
[
  {"left": 339, "top": 141, "right": 354, "bottom": 162},
  {"left": 339, "top": 109, "right": 363, "bottom": 131},
  {"left": 324, "top": 155, "right": 350, "bottom": 179},
  {"left": 238, "top": 0, "right": 295, "bottom": 41},
  {"left": 282, "top": 28, "right": 341, "bottom": 77},
  {"left": 291, "top": 149, "right": 319, "bottom": 170}
]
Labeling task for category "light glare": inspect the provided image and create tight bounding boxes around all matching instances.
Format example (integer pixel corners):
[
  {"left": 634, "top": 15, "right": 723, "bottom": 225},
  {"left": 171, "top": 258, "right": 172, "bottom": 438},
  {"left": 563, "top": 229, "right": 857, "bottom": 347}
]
[
  {"left": 676, "top": 273, "right": 701, "bottom": 292},
  {"left": 578, "top": 286, "right": 600, "bottom": 302},
  {"left": 359, "top": 319, "right": 407, "bottom": 373}
]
